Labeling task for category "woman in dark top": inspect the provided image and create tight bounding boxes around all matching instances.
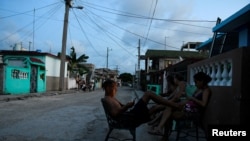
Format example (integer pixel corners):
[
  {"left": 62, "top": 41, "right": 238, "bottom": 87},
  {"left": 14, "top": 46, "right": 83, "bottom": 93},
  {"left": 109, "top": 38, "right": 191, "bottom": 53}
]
[{"left": 181, "top": 71, "right": 212, "bottom": 115}]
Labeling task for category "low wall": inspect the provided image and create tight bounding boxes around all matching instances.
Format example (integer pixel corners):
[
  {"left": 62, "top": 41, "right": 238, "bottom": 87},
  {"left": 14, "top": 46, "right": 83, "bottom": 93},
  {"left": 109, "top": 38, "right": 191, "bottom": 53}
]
[
  {"left": 46, "top": 76, "right": 67, "bottom": 91},
  {"left": 203, "top": 86, "right": 240, "bottom": 126},
  {"left": 188, "top": 47, "right": 250, "bottom": 131}
]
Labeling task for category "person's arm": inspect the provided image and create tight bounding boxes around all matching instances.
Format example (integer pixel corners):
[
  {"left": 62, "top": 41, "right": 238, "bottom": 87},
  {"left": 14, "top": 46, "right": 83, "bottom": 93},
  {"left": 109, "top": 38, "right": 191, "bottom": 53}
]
[
  {"left": 108, "top": 98, "right": 134, "bottom": 117},
  {"left": 120, "top": 101, "right": 134, "bottom": 113},
  {"left": 168, "top": 90, "right": 177, "bottom": 101},
  {"left": 172, "top": 82, "right": 186, "bottom": 101}
]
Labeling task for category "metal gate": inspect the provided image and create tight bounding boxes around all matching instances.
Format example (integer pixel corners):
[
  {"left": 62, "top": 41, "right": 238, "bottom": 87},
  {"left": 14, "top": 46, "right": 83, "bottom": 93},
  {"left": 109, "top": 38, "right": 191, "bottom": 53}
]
[{"left": 30, "top": 65, "right": 38, "bottom": 93}]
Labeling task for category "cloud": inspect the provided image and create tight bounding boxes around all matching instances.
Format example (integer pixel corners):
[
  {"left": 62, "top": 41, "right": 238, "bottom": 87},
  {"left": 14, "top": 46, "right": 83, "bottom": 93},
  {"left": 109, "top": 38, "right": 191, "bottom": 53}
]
[
  {"left": 112, "top": 0, "right": 214, "bottom": 54},
  {"left": 0, "top": 32, "right": 22, "bottom": 50}
]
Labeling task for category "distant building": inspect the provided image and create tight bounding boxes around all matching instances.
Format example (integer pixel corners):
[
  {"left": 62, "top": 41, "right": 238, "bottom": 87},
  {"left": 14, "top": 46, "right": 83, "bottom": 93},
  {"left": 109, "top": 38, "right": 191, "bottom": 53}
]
[{"left": 140, "top": 47, "right": 208, "bottom": 73}]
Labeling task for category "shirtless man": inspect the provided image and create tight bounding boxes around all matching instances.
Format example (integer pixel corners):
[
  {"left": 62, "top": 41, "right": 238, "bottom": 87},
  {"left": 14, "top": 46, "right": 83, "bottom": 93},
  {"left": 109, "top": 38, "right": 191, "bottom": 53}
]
[{"left": 102, "top": 79, "right": 179, "bottom": 127}]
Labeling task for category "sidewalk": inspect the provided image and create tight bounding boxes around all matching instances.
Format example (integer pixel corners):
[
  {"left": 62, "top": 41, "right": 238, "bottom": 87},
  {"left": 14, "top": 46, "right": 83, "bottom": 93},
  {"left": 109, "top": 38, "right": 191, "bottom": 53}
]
[
  {"left": 0, "top": 89, "right": 79, "bottom": 102},
  {"left": 134, "top": 89, "right": 207, "bottom": 141}
]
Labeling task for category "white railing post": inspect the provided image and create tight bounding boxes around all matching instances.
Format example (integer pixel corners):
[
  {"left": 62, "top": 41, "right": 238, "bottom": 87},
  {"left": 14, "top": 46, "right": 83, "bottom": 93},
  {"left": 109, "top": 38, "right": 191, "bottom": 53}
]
[
  {"left": 189, "top": 55, "right": 235, "bottom": 87},
  {"left": 204, "top": 64, "right": 210, "bottom": 76},
  {"left": 220, "top": 59, "right": 229, "bottom": 86},
  {"left": 214, "top": 62, "right": 221, "bottom": 86},
  {"left": 210, "top": 63, "right": 216, "bottom": 86},
  {"left": 227, "top": 59, "right": 233, "bottom": 86}
]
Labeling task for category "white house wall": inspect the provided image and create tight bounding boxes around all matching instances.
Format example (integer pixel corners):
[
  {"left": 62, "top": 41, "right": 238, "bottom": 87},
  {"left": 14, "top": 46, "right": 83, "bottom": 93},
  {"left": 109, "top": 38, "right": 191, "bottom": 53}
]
[
  {"left": 45, "top": 55, "right": 68, "bottom": 91},
  {"left": 45, "top": 56, "right": 67, "bottom": 77}
]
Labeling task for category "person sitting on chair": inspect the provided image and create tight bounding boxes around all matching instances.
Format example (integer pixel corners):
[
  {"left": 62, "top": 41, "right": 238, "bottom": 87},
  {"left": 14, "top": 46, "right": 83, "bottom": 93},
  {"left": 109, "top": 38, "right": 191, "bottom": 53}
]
[
  {"left": 148, "top": 72, "right": 212, "bottom": 139},
  {"left": 147, "top": 74, "right": 178, "bottom": 126},
  {"left": 102, "top": 79, "right": 179, "bottom": 127},
  {"left": 148, "top": 73, "right": 187, "bottom": 134}
]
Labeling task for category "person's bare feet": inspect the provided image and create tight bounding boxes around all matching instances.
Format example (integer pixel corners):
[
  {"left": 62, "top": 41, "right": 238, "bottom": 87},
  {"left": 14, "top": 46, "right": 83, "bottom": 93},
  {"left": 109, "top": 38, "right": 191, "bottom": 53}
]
[{"left": 148, "top": 127, "right": 164, "bottom": 136}]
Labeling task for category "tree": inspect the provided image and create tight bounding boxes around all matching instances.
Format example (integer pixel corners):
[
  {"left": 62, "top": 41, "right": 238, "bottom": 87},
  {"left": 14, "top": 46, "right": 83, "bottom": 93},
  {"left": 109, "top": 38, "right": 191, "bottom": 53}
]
[
  {"left": 58, "top": 47, "right": 89, "bottom": 77},
  {"left": 119, "top": 73, "right": 133, "bottom": 83}
]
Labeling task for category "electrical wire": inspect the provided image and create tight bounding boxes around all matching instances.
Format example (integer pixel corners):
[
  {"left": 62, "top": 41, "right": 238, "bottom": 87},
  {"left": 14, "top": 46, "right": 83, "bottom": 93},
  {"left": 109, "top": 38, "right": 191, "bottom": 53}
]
[
  {"left": 72, "top": 9, "right": 104, "bottom": 57},
  {"left": 87, "top": 10, "right": 180, "bottom": 50},
  {"left": 84, "top": 10, "right": 136, "bottom": 57},
  {"left": 0, "top": 2, "right": 63, "bottom": 46},
  {"left": 0, "top": 2, "right": 61, "bottom": 19},
  {"left": 80, "top": 1, "right": 215, "bottom": 28},
  {"left": 143, "top": 0, "right": 158, "bottom": 46}
]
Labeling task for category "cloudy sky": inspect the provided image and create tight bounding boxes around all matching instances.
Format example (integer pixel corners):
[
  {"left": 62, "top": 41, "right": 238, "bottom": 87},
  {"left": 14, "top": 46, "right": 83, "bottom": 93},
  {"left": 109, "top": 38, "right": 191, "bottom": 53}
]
[{"left": 0, "top": 0, "right": 249, "bottom": 74}]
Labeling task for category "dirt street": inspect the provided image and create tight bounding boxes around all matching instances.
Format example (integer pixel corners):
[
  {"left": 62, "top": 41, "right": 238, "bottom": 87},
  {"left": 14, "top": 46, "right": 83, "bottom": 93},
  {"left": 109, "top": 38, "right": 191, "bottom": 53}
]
[
  {"left": 0, "top": 87, "right": 207, "bottom": 141},
  {"left": 0, "top": 87, "right": 136, "bottom": 141}
]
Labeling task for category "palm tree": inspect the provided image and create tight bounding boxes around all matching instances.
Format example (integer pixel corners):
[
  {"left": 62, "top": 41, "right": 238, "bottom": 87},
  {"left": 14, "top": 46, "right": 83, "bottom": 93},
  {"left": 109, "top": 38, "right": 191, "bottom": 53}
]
[
  {"left": 68, "top": 47, "right": 89, "bottom": 76},
  {"left": 58, "top": 47, "right": 89, "bottom": 77}
]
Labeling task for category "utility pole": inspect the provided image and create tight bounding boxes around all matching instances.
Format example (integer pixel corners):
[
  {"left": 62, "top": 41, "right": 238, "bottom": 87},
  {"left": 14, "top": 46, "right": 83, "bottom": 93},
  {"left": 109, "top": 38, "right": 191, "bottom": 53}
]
[
  {"left": 134, "top": 64, "right": 137, "bottom": 89},
  {"left": 115, "top": 65, "right": 119, "bottom": 73},
  {"left": 59, "top": 0, "right": 71, "bottom": 91},
  {"left": 165, "top": 36, "right": 167, "bottom": 50},
  {"left": 33, "top": 8, "right": 35, "bottom": 51},
  {"left": 137, "top": 39, "right": 141, "bottom": 89},
  {"left": 59, "top": 0, "right": 83, "bottom": 91},
  {"left": 106, "top": 47, "right": 112, "bottom": 69}
]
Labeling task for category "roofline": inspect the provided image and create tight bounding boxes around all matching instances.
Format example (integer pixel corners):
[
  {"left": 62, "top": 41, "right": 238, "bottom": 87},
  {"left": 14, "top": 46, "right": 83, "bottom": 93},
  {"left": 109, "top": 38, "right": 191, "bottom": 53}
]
[
  {"left": 0, "top": 50, "right": 60, "bottom": 59},
  {"left": 196, "top": 34, "right": 224, "bottom": 50},
  {"left": 213, "top": 3, "right": 250, "bottom": 32}
]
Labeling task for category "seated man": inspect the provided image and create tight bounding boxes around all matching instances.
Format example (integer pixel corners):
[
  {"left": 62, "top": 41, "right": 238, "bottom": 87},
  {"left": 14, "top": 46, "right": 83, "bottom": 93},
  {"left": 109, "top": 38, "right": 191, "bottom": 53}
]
[{"left": 102, "top": 79, "right": 179, "bottom": 127}]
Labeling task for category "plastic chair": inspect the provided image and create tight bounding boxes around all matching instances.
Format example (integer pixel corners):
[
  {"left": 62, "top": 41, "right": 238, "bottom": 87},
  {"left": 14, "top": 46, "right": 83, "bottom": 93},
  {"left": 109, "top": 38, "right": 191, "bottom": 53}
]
[
  {"left": 174, "top": 92, "right": 211, "bottom": 141},
  {"left": 174, "top": 112, "right": 204, "bottom": 141}
]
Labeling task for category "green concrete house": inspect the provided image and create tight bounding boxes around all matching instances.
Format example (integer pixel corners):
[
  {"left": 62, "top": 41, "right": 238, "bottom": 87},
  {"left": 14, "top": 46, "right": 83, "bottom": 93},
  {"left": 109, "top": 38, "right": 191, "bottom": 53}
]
[
  {"left": 0, "top": 51, "right": 46, "bottom": 94},
  {"left": 0, "top": 50, "right": 68, "bottom": 95}
]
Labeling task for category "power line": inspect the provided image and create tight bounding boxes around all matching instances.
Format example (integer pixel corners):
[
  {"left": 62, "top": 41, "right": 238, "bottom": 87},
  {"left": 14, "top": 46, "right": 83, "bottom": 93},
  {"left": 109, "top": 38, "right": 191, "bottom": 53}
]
[
  {"left": 0, "top": 3, "right": 63, "bottom": 51},
  {"left": 72, "top": 9, "right": 104, "bottom": 57},
  {"left": 81, "top": 1, "right": 216, "bottom": 28},
  {"left": 0, "top": 2, "right": 62, "bottom": 19},
  {"left": 88, "top": 10, "right": 180, "bottom": 50},
  {"left": 84, "top": 10, "right": 136, "bottom": 57},
  {"left": 143, "top": 0, "right": 158, "bottom": 46}
]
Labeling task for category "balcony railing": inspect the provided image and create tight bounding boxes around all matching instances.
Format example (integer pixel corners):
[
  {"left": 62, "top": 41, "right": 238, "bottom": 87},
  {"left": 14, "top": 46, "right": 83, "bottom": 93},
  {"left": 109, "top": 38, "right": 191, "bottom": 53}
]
[
  {"left": 188, "top": 47, "right": 248, "bottom": 88},
  {"left": 187, "top": 47, "right": 250, "bottom": 126},
  {"left": 189, "top": 58, "right": 232, "bottom": 86}
]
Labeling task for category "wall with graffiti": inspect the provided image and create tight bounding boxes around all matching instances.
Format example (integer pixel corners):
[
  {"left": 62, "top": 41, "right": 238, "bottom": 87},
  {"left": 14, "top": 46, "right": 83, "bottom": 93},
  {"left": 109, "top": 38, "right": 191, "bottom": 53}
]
[{"left": 3, "top": 56, "right": 46, "bottom": 95}]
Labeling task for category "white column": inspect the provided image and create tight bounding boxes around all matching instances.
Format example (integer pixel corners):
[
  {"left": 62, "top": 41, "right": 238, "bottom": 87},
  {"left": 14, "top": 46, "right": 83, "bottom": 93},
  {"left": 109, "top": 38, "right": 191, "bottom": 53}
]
[
  {"left": 215, "top": 62, "right": 222, "bottom": 86},
  {"left": 220, "top": 60, "right": 229, "bottom": 86},
  {"left": 227, "top": 59, "right": 233, "bottom": 86},
  {"left": 210, "top": 63, "right": 216, "bottom": 86},
  {"left": 190, "top": 67, "right": 195, "bottom": 85}
]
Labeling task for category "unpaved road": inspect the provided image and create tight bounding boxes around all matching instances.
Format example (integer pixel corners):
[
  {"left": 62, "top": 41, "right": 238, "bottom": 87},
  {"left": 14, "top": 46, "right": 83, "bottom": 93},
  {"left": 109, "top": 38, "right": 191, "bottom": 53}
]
[{"left": 0, "top": 87, "right": 135, "bottom": 141}]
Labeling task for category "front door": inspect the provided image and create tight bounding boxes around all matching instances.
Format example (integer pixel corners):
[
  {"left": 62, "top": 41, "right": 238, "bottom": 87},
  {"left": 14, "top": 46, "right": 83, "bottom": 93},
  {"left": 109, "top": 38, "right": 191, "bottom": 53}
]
[{"left": 30, "top": 65, "right": 38, "bottom": 93}]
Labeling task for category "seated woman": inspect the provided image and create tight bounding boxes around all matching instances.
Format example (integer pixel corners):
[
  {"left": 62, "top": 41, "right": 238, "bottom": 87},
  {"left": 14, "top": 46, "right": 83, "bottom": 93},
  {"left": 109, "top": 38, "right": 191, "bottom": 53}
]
[
  {"left": 102, "top": 79, "right": 179, "bottom": 127},
  {"left": 148, "top": 72, "right": 212, "bottom": 138}
]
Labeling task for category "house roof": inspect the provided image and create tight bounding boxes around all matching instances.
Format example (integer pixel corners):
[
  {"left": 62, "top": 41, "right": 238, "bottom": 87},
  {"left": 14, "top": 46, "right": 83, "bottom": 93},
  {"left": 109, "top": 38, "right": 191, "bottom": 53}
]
[
  {"left": 30, "top": 57, "right": 44, "bottom": 64},
  {"left": 180, "top": 42, "right": 202, "bottom": 51},
  {"left": 196, "top": 34, "right": 224, "bottom": 50},
  {"left": 213, "top": 3, "right": 250, "bottom": 32},
  {"left": 165, "top": 58, "right": 203, "bottom": 71},
  {"left": 141, "top": 49, "right": 208, "bottom": 59},
  {"left": 196, "top": 4, "right": 250, "bottom": 50},
  {"left": 0, "top": 50, "right": 60, "bottom": 59}
]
